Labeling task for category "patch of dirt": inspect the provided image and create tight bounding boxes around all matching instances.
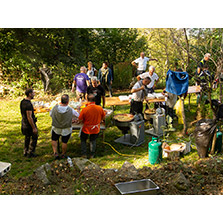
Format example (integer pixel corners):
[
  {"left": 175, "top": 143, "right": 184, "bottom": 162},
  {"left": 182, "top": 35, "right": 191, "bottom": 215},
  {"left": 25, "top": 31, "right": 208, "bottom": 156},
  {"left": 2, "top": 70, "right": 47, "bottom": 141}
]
[{"left": 1, "top": 157, "right": 223, "bottom": 195}]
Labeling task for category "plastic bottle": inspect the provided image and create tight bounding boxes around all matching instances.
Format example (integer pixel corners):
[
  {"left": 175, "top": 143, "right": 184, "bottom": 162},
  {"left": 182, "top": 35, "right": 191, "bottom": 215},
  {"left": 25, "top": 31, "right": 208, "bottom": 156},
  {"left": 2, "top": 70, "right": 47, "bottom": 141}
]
[{"left": 67, "top": 157, "right": 73, "bottom": 167}]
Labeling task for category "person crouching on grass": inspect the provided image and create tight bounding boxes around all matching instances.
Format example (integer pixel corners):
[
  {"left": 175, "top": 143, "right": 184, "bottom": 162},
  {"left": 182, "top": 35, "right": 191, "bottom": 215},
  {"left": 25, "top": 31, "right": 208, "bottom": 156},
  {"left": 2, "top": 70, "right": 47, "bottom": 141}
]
[
  {"left": 50, "top": 94, "right": 79, "bottom": 159},
  {"left": 78, "top": 94, "right": 106, "bottom": 159}
]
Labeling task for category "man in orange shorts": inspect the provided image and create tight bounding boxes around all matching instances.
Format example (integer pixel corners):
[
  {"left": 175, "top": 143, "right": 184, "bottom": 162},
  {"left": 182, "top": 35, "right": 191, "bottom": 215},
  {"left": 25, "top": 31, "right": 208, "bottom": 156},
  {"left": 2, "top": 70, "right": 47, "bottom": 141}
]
[{"left": 78, "top": 94, "right": 106, "bottom": 158}]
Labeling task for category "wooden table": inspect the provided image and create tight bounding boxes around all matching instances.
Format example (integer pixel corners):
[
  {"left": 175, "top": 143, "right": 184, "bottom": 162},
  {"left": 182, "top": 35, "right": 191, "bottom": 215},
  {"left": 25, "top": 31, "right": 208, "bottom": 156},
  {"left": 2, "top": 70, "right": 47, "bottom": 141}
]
[
  {"left": 105, "top": 97, "right": 165, "bottom": 109},
  {"left": 105, "top": 97, "right": 130, "bottom": 107},
  {"left": 187, "top": 85, "right": 201, "bottom": 110}
]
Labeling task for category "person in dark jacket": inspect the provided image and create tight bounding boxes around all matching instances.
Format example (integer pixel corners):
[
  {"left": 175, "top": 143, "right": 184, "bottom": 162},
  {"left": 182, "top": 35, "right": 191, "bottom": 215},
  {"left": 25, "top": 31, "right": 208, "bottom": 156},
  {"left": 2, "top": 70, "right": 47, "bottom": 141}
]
[
  {"left": 98, "top": 62, "right": 113, "bottom": 97},
  {"left": 87, "top": 76, "right": 105, "bottom": 107}
]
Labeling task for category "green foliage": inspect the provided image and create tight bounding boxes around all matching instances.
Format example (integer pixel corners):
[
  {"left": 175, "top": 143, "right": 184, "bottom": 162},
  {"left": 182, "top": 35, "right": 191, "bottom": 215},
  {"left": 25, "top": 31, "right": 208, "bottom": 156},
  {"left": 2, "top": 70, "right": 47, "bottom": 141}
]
[
  {"left": 113, "top": 62, "right": 133, "bottom": 89},
  {"left": 1, "top": 28, "right": 223, "bottom": 92},
  {"left": 0, "top": 28, "right": 146, "bottom": 91}
]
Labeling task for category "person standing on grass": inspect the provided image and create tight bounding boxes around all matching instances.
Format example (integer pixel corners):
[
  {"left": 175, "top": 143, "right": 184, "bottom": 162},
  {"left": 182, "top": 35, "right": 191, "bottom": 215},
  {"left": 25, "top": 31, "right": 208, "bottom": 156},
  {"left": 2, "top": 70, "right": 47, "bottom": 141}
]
[
  {"left": 132, "top": 52, "right": 158, "bottom": 76},
  {"left": 87, "top": 61, "right": 97, "bottom": 80},
  {"left": 137, "top": 66, "right": 159, "bottom": 93},
  {"left": 130, "top": 77, "right": 151, "bottom": 115},
  {"left": 78, "top": 94, "right": 106, "bottom": 159},
  {"left": 20, "top": 88, "right": 38, "bottom": 158},
  {"left": 137, "top": 65, "right": 159, "bottom": 109},
  {"left": 98, "top": 62, "right": 113, "bottom": 97},
  {"left": 50, "top": 94, "right": 79, "bottom": 159},
  {"left": 72, "top": 66, "right": 90, "bottom": 101},
  {"left": 87, "top": 76, "right": 105, "bottom": 108}
]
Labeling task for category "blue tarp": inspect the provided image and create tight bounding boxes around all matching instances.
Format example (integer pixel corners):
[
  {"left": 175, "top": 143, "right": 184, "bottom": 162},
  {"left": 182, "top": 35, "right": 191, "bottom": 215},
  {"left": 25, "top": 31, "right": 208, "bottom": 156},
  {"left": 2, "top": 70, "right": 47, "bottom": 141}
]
[{"left": 165, "top": 69, "right": 189, "bottom": 95}]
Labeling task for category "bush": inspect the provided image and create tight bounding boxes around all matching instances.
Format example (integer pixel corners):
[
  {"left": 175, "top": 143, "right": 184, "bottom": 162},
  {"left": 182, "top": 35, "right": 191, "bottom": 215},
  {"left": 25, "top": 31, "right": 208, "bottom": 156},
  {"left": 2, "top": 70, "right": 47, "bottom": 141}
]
[{"left": 113, "top": 62, "right": 133, "bottom": 89}]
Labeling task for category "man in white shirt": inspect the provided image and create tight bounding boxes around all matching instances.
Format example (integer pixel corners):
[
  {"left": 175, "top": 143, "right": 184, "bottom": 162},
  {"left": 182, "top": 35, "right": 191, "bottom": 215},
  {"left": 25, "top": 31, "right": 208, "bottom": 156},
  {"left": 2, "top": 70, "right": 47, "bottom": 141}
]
[
  {"left": 137, "top": 66, "right": 159, "bottom": 93},
  {"left": 137, "top": 66, "right": 159, "bottom": 109},
  {"left": 132, "top": 52, "right": 157, "bottom": 76}
]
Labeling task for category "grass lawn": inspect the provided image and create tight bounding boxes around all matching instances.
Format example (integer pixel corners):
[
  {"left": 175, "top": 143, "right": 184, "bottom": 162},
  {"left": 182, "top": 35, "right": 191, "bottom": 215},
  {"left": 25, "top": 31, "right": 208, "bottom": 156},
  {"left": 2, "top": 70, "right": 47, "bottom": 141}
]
[
  {"left": 0, "top": 91, "right": 197, "bottom": 176},
  {"left": 0, "top": 90, "right": 222, "bottom": 194}
]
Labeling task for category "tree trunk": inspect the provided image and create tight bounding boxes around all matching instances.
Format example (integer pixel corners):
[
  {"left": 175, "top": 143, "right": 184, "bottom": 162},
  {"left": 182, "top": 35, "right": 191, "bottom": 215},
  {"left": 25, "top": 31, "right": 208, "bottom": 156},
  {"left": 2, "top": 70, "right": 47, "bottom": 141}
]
[
  {"left": 210, "top": 129, "right": 217, "bottom": 155},
  {"left": 183, "top": 28, "right": 190, "bottom": 70},
  {"left": 0, "top": 62, "right": 3, "bottom": 78},
  {"left": 220, "top": 75, "right": 223, "bottom": 103},
  {"left": 196, "top": 91, "right": 203, "bottom": 120}
]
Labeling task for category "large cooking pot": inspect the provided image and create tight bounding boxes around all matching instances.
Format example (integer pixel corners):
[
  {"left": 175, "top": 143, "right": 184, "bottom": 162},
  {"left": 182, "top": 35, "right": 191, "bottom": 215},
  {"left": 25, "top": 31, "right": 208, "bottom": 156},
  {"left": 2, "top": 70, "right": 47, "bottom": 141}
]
[{"left": 113, "top": 114, "right": 134, "bottom": 133}]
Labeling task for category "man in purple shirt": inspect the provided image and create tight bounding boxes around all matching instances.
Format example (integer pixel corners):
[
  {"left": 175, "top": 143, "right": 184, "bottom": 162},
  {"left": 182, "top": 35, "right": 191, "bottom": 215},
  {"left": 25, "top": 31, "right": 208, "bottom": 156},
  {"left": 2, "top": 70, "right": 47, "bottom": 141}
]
[{"left": 72, "top": 66, "right": 90, "bottom": 101}]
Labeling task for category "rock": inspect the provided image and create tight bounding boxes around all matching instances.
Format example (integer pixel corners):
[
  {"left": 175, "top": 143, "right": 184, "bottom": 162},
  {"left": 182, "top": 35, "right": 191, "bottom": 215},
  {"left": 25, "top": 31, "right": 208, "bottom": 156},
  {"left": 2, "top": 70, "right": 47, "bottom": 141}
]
[
  {"left": 34, "top": 163, "right": 51, "bottom": 185},
  {"left": 72, "top": 157, "right": 101, "bottom": 172},
  {"left": 138, "top": 166, "right": 152, "bottom": 178},
  {"left": 121, "top": 161, "right": 137, "bottom": 171},
  {"left": 103, "top": 168, "right": 118, "bottom": 178},
  {"left": 171, "top": 172, "right": 190, "bottom": 191},
  {"left": 117, "top": 161, "right": 139, "bottom": 180}
]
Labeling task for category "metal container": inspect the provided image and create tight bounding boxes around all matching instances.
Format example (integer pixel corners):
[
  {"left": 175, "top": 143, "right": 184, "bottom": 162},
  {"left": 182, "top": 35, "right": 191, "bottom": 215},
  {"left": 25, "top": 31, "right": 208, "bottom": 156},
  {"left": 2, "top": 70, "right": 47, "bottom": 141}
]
[
  {"left": 115, "top": 179, "right": 159, "bottom": 195},
  {"left": 113, "top": 114, "right": 134, "bottom": 133},
  {"left": 0, "top": 161, "right": 11, "bottom": 177}
]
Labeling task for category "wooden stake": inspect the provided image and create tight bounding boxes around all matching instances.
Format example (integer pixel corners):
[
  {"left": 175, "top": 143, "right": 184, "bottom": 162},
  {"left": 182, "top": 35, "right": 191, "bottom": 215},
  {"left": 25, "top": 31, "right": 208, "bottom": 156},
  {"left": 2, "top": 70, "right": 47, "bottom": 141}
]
[{"left": 210, "top": 129, "right": 217, "bottom": 155}]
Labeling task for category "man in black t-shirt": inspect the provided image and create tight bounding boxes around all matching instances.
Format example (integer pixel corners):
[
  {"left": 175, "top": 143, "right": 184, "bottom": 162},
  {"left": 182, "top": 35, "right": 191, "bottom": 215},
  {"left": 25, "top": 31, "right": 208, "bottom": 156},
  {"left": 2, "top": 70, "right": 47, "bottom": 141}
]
[
  {"left": 20, "top": 88, "right": 38, "bottom": 157},
  {"left": 87, "top": 76, "right": 105, "bottom": 107}
]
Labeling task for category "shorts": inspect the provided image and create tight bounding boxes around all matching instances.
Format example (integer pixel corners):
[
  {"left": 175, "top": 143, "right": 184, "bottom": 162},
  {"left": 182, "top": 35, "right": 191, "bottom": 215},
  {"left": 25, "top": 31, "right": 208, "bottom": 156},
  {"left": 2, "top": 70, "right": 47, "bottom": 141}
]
[
  {"left": 51, "top": 130, "right": 71, "bottom": 144},
  {"left": 76, "top": 90, "right": 86, "bottom": 100}
]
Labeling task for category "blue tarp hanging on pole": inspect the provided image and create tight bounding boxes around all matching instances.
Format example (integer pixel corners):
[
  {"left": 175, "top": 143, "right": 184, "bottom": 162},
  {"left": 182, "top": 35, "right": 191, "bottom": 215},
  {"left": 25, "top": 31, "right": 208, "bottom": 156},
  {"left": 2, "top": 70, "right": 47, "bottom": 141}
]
[{"left": 165, "top": 69, "right": 189, "bottom": 95}]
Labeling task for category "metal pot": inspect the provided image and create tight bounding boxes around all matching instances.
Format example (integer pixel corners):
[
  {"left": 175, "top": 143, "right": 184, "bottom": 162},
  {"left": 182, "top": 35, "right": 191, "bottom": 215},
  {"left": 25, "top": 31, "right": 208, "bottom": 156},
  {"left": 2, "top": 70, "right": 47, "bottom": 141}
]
[{"left": 113, "top": 114, "right": 134, "bottom": 133}]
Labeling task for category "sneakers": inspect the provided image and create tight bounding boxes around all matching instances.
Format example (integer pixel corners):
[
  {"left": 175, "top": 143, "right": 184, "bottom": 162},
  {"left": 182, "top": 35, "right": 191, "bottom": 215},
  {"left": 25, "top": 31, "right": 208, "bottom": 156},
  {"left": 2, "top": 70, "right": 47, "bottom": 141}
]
[
  {"left": 54, "top": 153, "right": 60, "bottom": 160},
  {"left": 60, "top": 154, "right": 67, "bottom": 159},
  {"left": 27, "top": 152, "right": 38, "bottom": 158},
  {"left": 81, "top": 154, "right": 87, "bottom": 159},
  {"left": 89, "top": 153, "right": 95, "bottom": 159}
]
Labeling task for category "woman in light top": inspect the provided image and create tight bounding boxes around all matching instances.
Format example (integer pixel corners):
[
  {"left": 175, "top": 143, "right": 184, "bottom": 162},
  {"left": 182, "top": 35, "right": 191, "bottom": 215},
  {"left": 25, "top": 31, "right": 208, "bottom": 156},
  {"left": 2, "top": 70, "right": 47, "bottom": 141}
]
[{"left": 87, "top": 61, "right": 97, "bottom": 79}]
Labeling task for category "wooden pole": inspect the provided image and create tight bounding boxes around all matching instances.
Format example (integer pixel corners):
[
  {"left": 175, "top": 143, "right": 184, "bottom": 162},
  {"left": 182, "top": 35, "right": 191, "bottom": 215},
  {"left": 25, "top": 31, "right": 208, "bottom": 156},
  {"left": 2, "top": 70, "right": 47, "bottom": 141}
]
[
  {"left": 180, "top": 96, "right": 187, "bottom": 135},
  {"left": 210, "top": 129, "right": 217, "bottom": 155},
  {"left": 196, "top": 91, "right": 203, "bottom": 120}
]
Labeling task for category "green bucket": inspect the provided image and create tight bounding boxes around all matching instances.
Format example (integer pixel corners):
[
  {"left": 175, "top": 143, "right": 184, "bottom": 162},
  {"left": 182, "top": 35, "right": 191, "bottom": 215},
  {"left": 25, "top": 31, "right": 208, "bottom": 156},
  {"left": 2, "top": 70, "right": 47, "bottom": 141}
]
[{"left": 148, "top": 137, "right": 162, "bottom": 165}]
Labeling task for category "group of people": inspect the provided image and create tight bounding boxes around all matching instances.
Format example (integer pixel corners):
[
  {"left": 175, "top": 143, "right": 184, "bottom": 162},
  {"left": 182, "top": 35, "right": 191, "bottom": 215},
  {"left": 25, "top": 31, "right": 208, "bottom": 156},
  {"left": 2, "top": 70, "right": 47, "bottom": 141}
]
[
  {"left": 129, "top": 52, "right": 214, "bottom": 131},
  {"left": 21, "top": 60, "right": 115, "bottom": 160},
  {"left": 71, "top": 61, "right": 113, "bottom": 103},
  {"left": 130, "top": 52, "right": 160, "bottom": 115},
  {"left": 20, "top": 89, "right": 105, "bottom": 159},
  {"left": 20, "top": 51, "right": 214, "bottom": 159}
]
